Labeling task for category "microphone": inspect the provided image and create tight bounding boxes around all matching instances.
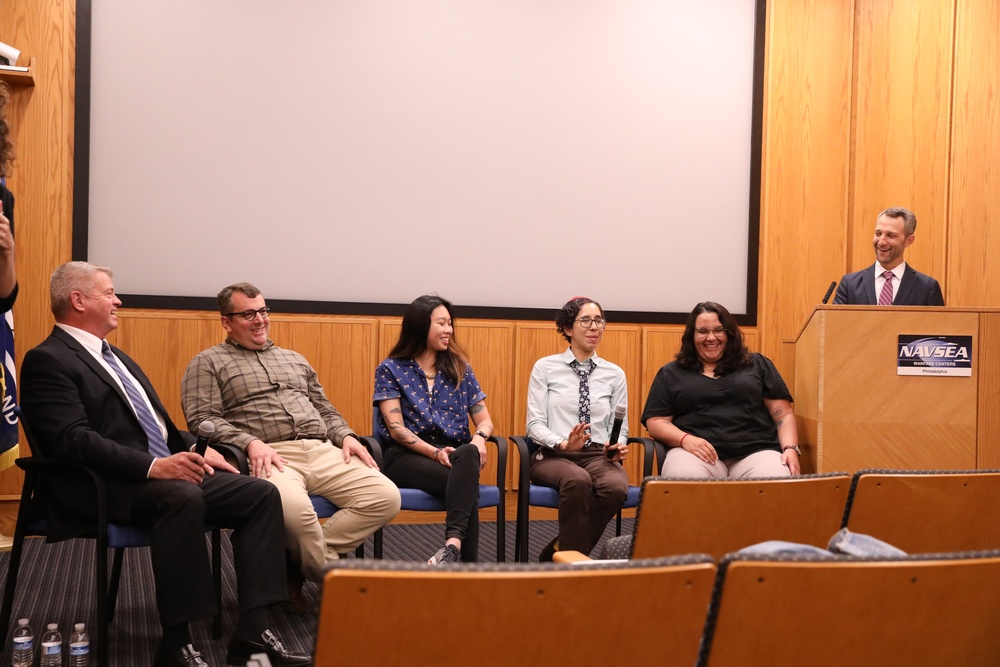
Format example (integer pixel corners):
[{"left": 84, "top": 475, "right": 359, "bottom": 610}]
[
  {"left": 822, "top": 281, "right": 837, "bottom": 304},
  {"left": 191, "top": 421, "right": 215, "bottom": 457},
  {"left": 606, "top": 403, "right": 627, "bottom": 459}
]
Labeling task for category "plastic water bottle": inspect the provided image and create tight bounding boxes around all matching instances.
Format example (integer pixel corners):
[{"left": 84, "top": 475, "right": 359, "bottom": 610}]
[
  {"left": 40, "top": 622, "right": 63, "bottom": 667},
  {"left": 68, "top": 623, "right": 89, "bottom": 667},
  {"left": 11, "top": 618, "right": 33, "bottom": 667}
]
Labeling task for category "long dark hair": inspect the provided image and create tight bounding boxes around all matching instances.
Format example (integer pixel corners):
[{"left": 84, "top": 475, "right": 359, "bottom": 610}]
[
  {"left": 0, "top": 82, "right": 13, "bottom": 178},
  {"left": 676, "top": 301, "right": 751, "bottom": 376},
  {"left": 388, "top": 295, "right": 469, "bottom": 384}
]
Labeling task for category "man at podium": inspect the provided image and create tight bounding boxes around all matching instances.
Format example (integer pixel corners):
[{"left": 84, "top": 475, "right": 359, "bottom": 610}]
[{"left": 833, "top": 207, "right": 944, "bottom": 306}]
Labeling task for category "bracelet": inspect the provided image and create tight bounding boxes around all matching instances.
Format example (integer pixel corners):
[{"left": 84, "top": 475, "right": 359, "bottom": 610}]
[
  {"left": 679, "top": 433, "right": 690, "bottom": 447},
  {"left": 431, "top": 448, "right": 440, "bottom": 460}
]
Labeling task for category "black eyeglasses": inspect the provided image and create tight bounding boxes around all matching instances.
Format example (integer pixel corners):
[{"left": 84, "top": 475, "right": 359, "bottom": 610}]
[
  {"left": 575, "top": 317, "right": 607, "bottom": 329},
  {"left": 224, "top": 307, "right": 271, "bottom": 321}
]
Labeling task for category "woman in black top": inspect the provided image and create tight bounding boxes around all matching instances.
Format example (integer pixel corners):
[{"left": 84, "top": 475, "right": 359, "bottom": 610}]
[{"left": 641, "top": 301, "right": 801, "bottom": 478}]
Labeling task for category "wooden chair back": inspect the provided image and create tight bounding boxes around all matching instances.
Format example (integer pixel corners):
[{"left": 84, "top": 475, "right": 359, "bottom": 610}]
[
  {"left": 843, "top": 469, "right": 1000, "bottom": 552},
  {"left": 699, "top": 550, "right": 1000, "bottom": 666},
  {"left": 316, "top": 556, "right": 717, "bottom": 667},
  {"left": 631, "top": 473, "right": 852, "bottom": 559}
]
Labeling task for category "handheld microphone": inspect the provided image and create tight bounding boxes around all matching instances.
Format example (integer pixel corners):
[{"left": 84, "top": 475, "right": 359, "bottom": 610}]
[
  {"left": 606, "top": 403, "right": 627, "bottom": 459},
  {"left": 191, "top": 421, "right": 215, "bottom": 457},
  {"left": 822, "top": 281, "right": 837, "bottom": 304}
]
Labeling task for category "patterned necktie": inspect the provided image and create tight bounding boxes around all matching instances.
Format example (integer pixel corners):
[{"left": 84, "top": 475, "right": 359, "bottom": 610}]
[
  {"left": 878, "top": 270, "right": 894, "bottom": 306},
  {"left": 570, "top": 359, "right": 597, "bottom": 447},
  {"left": 101, "top": 341, "right": 171, "bottom": 458}
]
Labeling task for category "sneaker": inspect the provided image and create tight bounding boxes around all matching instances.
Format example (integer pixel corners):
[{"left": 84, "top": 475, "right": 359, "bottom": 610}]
[{"left": 427, "top": 544, "right": 462, "bottom": 565}]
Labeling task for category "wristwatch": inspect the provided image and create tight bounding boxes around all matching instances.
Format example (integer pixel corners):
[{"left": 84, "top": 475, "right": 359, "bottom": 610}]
[
  {"left": 474, "top": 430, "right": 490, "bottom": 442},
  {"left": 782, "top": 445, "right": 802, "bottom": 455}
]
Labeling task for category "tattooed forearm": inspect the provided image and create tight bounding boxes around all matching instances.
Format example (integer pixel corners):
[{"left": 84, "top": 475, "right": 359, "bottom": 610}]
[
  {"left": 775, "top": 418, "right": 785, "bottom": 430},
  {"left": 389, "top": 407, "right": 402, "bottom": 415},
  {"left": 469, "top": 402, "right": 485, "bottom": 415},
  {"left": 387, "top": 420, "right": 419, "bottom": 445}
]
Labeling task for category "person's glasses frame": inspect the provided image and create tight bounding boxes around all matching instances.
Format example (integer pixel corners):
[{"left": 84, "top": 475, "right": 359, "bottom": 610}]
[
  {"left": 695, "top": 327, "right": 728, "bottom": 337},
  {"left": 225, "top": 307, "right": 272, "bottom": 321},
  {"left": 575, "top": 317, "right": 607, "bottom": 329}
]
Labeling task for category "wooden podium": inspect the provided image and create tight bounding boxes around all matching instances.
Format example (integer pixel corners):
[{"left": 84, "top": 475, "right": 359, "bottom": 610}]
[{"left": 792, "top": 306, "right": 1000, "bottom": 473}]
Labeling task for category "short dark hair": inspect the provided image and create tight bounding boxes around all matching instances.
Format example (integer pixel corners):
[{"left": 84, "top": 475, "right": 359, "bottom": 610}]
[
  {"left": 0, "top": 81, "right": 13, "bottom": 178},
  {"left": 878, "top": 207, "right": 917, "bottom": 236},
  {"left": 555, "top": 297, "right": 604, "bottom": 343},
  {"left": 676, "top": 301, "right": 751, "bottom": 376},
  {"left": 388, "top": 294, "right": 469, "bottom": 384},
  {"left": 217, "top": 282, "right": 261, "bottom": 314}
]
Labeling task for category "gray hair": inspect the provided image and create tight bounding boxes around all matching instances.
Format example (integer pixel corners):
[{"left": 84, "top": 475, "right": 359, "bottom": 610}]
[
  {"left": 50, "top": 261, "right": 113, "bottom": 319},
  {"left": 878, "top": 207, "right": 917, "bottom": 236}
]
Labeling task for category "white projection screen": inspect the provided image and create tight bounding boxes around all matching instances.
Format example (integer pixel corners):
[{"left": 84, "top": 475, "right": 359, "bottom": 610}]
[{"left": 75, "top": 0, "right": 764, "bottom": 322}]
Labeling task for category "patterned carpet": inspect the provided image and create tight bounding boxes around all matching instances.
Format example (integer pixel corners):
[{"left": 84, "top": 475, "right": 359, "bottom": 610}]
[{"left": 0, "top": 518, "right": 632, "bottom": 666}]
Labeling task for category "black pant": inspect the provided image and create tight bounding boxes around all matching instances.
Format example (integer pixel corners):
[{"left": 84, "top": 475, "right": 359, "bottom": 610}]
[
  {"left": 384, "top": 439, "right": 481, "bottom": 562},
  {"left": 107, "top": 470, "right": 287, "bottom": 627}
]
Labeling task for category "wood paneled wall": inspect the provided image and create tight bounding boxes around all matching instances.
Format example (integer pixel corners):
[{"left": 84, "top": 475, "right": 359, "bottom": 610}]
[{"left": 2, "top": 0, "right": 1000, "bottom": 508}]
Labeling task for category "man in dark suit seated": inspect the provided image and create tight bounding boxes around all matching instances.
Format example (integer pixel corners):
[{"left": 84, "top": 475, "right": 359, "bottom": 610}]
[
  {"left": 833, "top": 207, "right": 944, "bottom": 306},
  {"left": 19, "top": 261, "right": 312, "bottom": 667}
]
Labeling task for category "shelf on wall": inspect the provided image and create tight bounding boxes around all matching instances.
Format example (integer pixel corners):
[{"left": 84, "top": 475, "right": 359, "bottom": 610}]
[{"left": 0, "top": 57, "right": 35, "bottom": 87}]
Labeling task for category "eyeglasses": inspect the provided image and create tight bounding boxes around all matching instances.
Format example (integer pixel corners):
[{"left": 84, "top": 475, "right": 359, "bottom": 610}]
[
  {"left": 575, "top": 317, "right": 607, "bottom": 329},
  {"left": 224, "top": 307, "right": 271, "bottom": 321},
  {"left": 695, "top": 327, "right": 728, "bottom": 337}
]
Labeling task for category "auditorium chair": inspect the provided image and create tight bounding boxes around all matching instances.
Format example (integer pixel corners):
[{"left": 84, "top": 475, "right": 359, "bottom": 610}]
[
  {"left": 0, "top": 408, "right": 224, "bottom": 667},
  {"left": 315, "top": 555, "right": 717, "bottom": 667},
  {"left": 842, "top": 468, "right": 1000, "bottom": 553},
  {"left": 697, "top": 549, "right": 1000, "bottom": 666},
  {"left": 556, "top": 472, "right": 852, "bottom": 562},
  {"left": 511, "top": 435, "right": 655, "bottom": 562}
]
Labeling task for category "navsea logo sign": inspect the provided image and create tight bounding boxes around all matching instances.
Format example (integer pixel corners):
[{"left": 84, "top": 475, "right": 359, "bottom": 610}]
[{"left": 897, "top": 335, "right": 972, "bottom": 377}]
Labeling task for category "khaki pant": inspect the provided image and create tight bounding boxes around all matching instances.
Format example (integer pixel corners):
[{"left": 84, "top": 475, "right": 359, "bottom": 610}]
[{"left": 263, "top": 439, "right": 401, "bottom": 582}]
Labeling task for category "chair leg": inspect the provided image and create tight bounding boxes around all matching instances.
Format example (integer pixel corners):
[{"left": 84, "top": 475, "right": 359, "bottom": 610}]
[
  {"left": 96, "top": 540, "right": 110, "bottom": 667},
  {"left": 374, "top": 528, "right": 384, "bottom": 559},
  {"left": 496, "top": 508, "right": 506, "bottom": 563},
  {"left": 354, "top": 543, "right": 365, "bottom": 559},
  {"left": 0, "top": 508, "right": 30, "bottom": 638},
  {"left": 212, "top": 529, "right": 223, "bottom": 639},
  {"left": 108, "top": 548, "right": 125, "bottom": 622},
  {"left": 615, "top": 509, "right": 623, "bottom": 537}
]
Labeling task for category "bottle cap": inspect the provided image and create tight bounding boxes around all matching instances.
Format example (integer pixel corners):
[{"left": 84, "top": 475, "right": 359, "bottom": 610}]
[
  {"left": 75, "top": 623, "right": 85, "bottom": 631},
  {"left": 17, "top": 618, "right": 28, "bottom": 625},
  {"left": 47, "top": 623, "right": 57, "bottom": 630}
]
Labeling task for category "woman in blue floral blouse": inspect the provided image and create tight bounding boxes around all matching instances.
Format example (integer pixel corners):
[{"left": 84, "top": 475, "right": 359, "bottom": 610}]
[{"left": 374, "top": 295, "right": 495, "bottom": 564}]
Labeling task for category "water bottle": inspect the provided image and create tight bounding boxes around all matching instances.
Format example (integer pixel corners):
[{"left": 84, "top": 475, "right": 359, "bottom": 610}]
[
  {"left": 10, "top": 618, "right": 33, "bottom": 667},
  {"left": 40, "top": 622, "right": 63, "bottom": 667},
  {"left": 68, "top": 623, "right": 89, "bottom": 667}
]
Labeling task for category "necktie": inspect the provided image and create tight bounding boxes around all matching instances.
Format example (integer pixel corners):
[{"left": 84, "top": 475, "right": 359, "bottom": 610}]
[
  {"left": 878, "top": 270, "right": 894, "bottom": 306},
  {"left": 570, "top": 359, "right": 597, "bottom": 447},
  {"left": 101, "top": 341, "right": 171, "bottom": 458}
]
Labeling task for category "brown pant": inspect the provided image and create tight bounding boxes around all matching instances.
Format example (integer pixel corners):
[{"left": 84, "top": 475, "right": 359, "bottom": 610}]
[{"left": 529, "top": 446, "right": 628, "bottom": 554}]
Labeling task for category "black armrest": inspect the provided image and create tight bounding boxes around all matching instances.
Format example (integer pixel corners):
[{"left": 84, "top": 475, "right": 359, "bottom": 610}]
[
  {"left": 360, "top": 436, "right": 385, "bottom": 469},
  {"left": 627, "top": 437, "right": 656, "bottom": 478},
  {"left": 212, "top": 443, "right": 249, "bottom": 475}
]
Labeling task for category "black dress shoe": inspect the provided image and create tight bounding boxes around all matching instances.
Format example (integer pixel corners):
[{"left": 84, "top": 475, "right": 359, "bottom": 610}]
[
  {"left": 227, "top": 629, "right": 312, "bottom": 666},
  {"left": 154, "top": 643, "right": 211, "bottom": 667},
  {"left": 539, "top": 536, "right": 559, "bottom": 563},
  {"left": 286, "top": 559, "right": 308, "bottom": 614}
]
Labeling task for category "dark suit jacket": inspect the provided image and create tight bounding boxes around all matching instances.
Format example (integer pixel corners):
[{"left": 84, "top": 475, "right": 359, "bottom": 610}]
[
  {"left": 833, "top": 264, "right": 944, "bottom": 306},
  {"left": 19, "top": 326, "right": 195, "bottom": 539}
]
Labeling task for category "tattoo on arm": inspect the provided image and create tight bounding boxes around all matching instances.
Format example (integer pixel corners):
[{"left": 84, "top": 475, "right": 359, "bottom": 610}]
[
  {"left": 469, "top": 403, "right": 485, "bottom": 416},
  {"left": 389, "top": 407, "right": 401, "bottom": 415},
  {"left": 387, "top": 420, "right": 418, "bottom": 446},
  {"left": 775, "top": 418, "right": 785, "bottom": 430}
]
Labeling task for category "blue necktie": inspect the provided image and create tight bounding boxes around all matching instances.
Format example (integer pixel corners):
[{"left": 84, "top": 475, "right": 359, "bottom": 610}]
[{"left": 101, "top": 341, "right": 171, "bottom": 458}]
